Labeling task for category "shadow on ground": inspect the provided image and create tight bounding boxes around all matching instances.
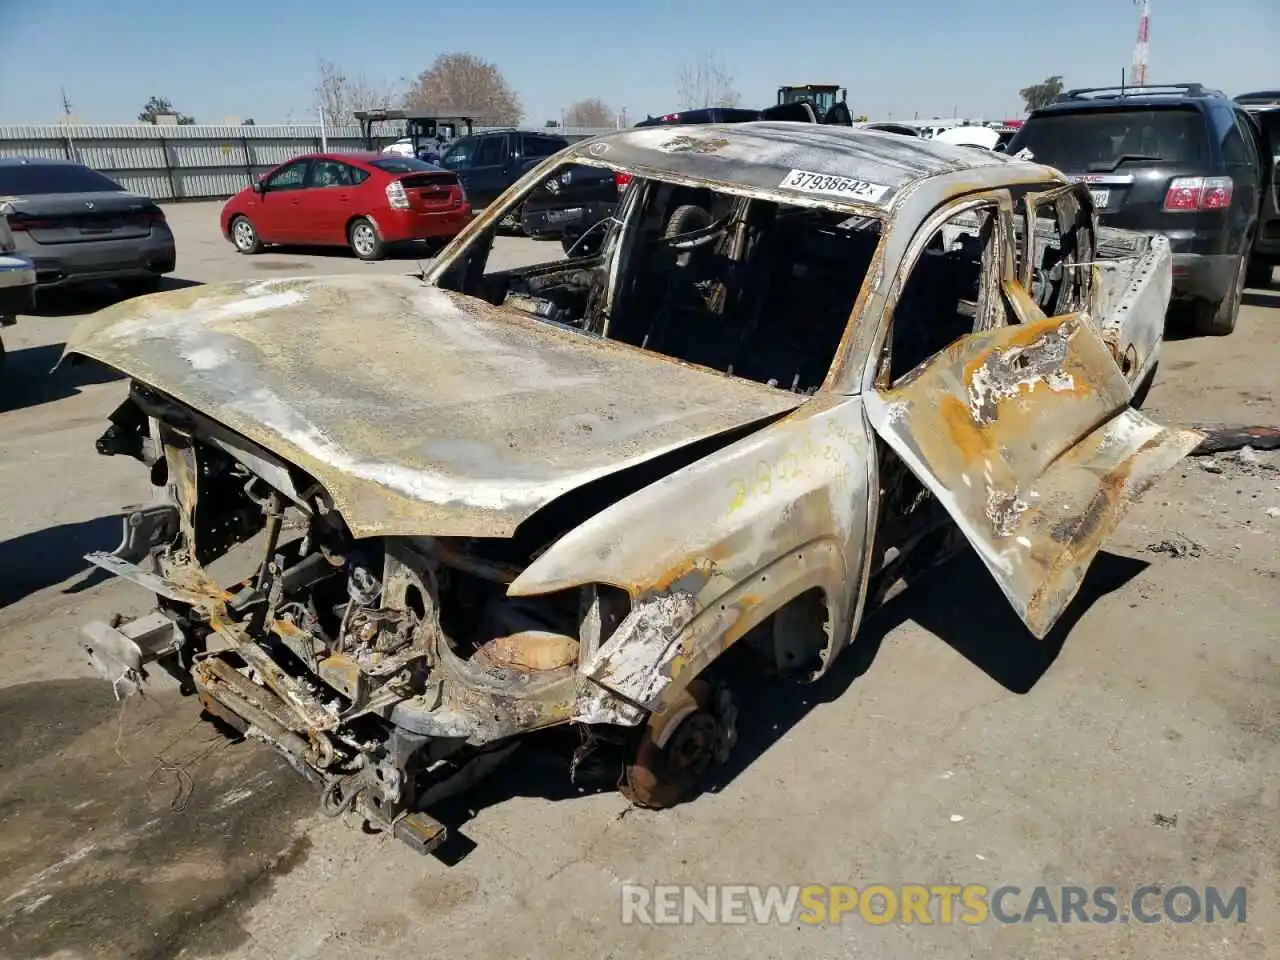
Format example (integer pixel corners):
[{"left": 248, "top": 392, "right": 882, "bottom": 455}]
[
  {"left": 0, "top": 514, "right": 124, "bottom": 608},
  {"left": 0, "top": 680, "right": 314, "bottom": 960},
  {"left": 1, "top": 343, "right": 124, "bottom": 414},
  {"left": 3, "top": 278, "right": 203, "bottom": 413},
  {"left": 28, "top": 277, "right": 203, "bottom": 318},
  {"left": 425, "top": 548, "right": 1148, "bottom": 862},
  {"left": 1243, "top": 290, "right": 1280, "bottom": 310}
]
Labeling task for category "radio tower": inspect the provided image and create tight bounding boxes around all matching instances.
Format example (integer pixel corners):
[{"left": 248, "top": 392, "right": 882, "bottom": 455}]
[{"left": 1130, "top": 0, "right": 1150, "bottom": 86}]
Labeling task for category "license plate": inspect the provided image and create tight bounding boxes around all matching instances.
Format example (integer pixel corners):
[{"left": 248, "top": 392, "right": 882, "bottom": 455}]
[
  {"left": 545, "top": 208, "right": 582, "bottom": 222},
  {"left": 1089, "top": 189, "right": 1110, "bottom": 209}
]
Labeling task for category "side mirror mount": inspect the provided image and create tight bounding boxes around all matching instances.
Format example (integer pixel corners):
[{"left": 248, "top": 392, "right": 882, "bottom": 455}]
[{"left": 251, "top": 180, "right": 265, "bottom": 194}]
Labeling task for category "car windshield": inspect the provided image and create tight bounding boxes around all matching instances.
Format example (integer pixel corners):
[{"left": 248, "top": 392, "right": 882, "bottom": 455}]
[
  {"left": 370, "top": 157, "right": 440, "bottom": 174},
  {"left": 0, "top": 163, "right": 125, "bottom": 195},
  {"left": 1011, "top": 107, "right": 1205, "bottom": 168}
]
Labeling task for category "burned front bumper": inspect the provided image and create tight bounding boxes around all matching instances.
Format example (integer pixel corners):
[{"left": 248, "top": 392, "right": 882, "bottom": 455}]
[{"left": 75, "top": 506, "right": 650, "bottom": 853}]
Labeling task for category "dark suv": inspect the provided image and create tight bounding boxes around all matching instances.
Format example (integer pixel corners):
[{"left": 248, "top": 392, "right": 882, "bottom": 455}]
[
  {"left": 437, "top": 130, "right": 569, "bottom": 211},
  {"left": 1006, "top": 83, "right": 1268, "bottom": 334},
  {"left": 1235, "top": 90, "right": 1280, "bottom": 288}
]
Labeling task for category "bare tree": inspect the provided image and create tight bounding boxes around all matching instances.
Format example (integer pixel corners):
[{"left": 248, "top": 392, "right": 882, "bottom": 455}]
[
  {"left": 314, "top": 58, "right": 397, "bottom": 126},
  {"left": 402, "top": 53, "right": 523, "bottom": 126},
  {"left": 675, "top": 53, "right": 741, "bottom": 111},
  {"left": 564, "top": 98, "right": 613, "bottom": 128}
]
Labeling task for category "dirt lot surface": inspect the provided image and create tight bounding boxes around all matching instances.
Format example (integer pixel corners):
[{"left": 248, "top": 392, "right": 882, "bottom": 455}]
[{"left": 0, "top": 202, "right": 1276, "bottom": 960}]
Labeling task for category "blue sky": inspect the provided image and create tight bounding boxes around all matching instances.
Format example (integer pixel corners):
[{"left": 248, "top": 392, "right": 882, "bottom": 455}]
[{"left": 0, "top": 0, "right": 1275, "bottom": 126}]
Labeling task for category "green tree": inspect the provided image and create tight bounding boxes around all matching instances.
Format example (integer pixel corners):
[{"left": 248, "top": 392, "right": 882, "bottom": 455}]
[
  {"left": 138, "top": 95, "right": 195, "bottom": 125},
  {"left": 1018, "top": 76, "right": 1065, "bottom": 113}
]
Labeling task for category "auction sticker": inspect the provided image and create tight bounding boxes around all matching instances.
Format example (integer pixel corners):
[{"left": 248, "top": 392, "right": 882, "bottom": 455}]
[{"left": 780, "top": 169, "right": 889, "bottom": 203}]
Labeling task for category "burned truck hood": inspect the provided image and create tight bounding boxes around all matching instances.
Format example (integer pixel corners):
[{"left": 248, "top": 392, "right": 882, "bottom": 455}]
[{"left": 64, "top": 275, "right": 803, "bottom": 538}]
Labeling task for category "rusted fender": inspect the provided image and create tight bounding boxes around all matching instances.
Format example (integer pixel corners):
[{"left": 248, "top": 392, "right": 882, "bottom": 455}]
[{"left": 510, "top": 395, "right": 875, "bottom": 712}]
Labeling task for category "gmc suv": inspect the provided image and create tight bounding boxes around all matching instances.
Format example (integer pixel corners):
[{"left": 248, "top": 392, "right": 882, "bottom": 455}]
[
  {"left": 1235, "top": 90, "right": 1280, "bottom": 288},
  {"left": 1006, "top": 83, "right": 1269, "bottom": 335},
  {"left": 436, "top": 130, "right": 570, "bottom": 211}
]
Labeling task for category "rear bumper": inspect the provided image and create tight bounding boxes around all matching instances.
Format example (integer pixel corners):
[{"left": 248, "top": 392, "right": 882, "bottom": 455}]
[
  {"left": 377, "top": 206, "right": 472, "bottom": 243},
  {"left": 14, "top": 226, "right": 176, "bottom": 288},
  {"left": 1170, "top": 252, "right": 1238, "bottom": 303},
  {"left": 522, "top": 201, "right": 616, "bottom": 238},
  {"left": 0, "top": 254, "right": 36, "bottom": 317}
]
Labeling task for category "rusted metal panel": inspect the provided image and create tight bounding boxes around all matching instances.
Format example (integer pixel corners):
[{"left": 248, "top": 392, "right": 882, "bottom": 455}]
[
  {"left": 1089, "top": 230, "right": 1171, "bottom": 389},
  {"left": 63, "top": 275, "right": 803, "bottom": 539},
  {"left": 865, "top": 313, "right": 1202, "bottom": 638},
  {"left": 512, "top": 394, "right": 874, "bottom": 711}
]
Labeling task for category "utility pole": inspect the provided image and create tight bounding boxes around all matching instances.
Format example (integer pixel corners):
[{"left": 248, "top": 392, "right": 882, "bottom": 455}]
[
  {"left": 1131, "top": 0, "right": 1151, "bottom": 86},
  {"left": 59, "top": 87, "right": 78, "bottom": 160}
]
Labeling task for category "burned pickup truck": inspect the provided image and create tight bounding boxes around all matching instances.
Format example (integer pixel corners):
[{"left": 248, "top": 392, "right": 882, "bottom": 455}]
[{"left": 65, "top": 123, "right": 1200, "bottom": 852}]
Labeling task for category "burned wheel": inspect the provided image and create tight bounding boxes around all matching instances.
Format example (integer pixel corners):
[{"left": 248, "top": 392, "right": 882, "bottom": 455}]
[{"left": 620, "top": 679, "right": 734, "bottom": 809}]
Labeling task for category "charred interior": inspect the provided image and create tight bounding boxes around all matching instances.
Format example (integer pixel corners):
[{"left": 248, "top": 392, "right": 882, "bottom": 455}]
[{"left": 439, "top": 175, "right": 885, "bottom": 395}]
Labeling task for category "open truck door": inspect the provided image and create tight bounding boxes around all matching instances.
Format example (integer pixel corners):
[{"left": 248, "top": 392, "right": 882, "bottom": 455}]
[{"left": 864, "top": 313, "right": 1202, "bottom": 639}]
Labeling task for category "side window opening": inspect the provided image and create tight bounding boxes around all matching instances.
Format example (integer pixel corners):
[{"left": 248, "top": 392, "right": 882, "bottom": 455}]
[
  {"left": 602, "top": 186, "right": 882, "bottom": 393},
  {"left": 307, "top": 160, "right": 354, "bottom": 188},
  {"left": 474, "top": 136, "right": 504, "bottom": 166},
  {"left": 266, "top": 160, "right": 307, "bottom": 190},
  {"left": 886, "top": 204, "right": 1002, "bottom": 385},
  {"left": 1022, "top": 191, "right": 1090, "bottom": 317},
  {"left": 437, "top": 167, "right": 883, "bottom": 394}
]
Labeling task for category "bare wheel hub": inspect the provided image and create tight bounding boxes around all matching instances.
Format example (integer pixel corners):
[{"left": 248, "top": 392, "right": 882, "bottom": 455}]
[{"left": 621, "top": 679, "right": 736, "bottom": 809}]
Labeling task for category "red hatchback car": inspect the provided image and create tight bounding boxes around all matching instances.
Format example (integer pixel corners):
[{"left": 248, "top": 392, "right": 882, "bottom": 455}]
[{"left": 220, "top": 153, "right": 472, "bottom": 261}]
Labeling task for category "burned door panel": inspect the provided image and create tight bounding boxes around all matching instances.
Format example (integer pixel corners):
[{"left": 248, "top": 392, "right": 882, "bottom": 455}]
[
  {"left": 865, "top": 313, "right": 1202, "bottom": 639},
  {"left": 1007, "top": 183, "right": 1169, "bottom": 391},
  {"left": 1090, "top": 228, "right": 1172, "bottom": 388}
]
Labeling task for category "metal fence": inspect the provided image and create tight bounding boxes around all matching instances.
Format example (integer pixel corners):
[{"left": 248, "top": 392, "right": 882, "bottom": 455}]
[{"left": 0, "top": 123, "right": 618, "bottom": 202}]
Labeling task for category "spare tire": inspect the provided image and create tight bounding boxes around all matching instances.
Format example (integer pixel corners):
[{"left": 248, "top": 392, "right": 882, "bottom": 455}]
[{"left": 664, "top": 203, "right": 711, "bottom": 239}]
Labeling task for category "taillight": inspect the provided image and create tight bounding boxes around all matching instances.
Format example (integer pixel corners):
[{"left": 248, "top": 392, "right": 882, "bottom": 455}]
[
  {"left": 385, "top": 180, "right": 410, "bottom": 209},
  {"left": 7, "top": 218, "right": 55, "bottom": 231},
  {"left": 613, "top": 170, "right": 632, "bottom": 195},
  {"left": 127, "top": 209, "right": 165, "bottom": 227},
  {"left": 1163, "top": 176, "right": 1233, "bottom": 212}
]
